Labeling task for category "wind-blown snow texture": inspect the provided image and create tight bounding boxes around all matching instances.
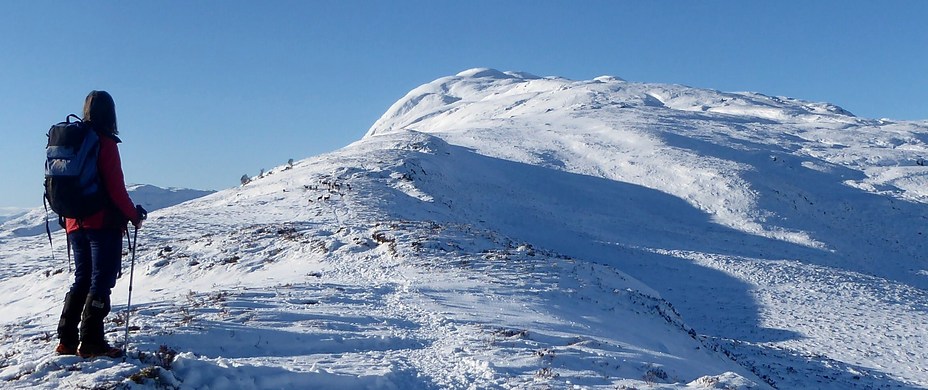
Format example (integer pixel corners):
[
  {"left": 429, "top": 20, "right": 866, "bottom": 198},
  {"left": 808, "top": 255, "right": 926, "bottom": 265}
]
[{"left": 2, "top": 68, "right": 927, "bottom": 389}]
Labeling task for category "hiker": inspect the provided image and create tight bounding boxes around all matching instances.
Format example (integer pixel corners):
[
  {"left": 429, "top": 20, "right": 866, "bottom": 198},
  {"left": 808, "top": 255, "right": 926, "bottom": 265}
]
[{"left": 54, "top": 91, "right": 145, "bottom": 358}]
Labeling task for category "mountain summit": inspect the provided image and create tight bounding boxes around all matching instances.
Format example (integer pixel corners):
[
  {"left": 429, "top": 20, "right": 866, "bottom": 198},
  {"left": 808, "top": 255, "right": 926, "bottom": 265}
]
[
  {"left": 1, "top": 69, "right": 927, "bottom": 389},
  {"left": 368, "top": 67, "right": 859, "bottom": 139},
  {"left": 367, "top": 67, "right": 927, "bottom": 280}
]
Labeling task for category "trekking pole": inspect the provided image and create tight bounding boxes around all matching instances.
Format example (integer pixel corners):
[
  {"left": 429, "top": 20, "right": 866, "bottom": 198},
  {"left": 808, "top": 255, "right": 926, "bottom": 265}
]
[{"left": 122, "top": 226, "right": 139, "bottom": 361}]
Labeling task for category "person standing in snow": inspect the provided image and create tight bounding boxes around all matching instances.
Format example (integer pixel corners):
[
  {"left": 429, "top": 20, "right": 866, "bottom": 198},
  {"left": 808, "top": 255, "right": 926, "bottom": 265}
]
[{"left": 54, "top": 91, "right": 145, "bottom": 358}]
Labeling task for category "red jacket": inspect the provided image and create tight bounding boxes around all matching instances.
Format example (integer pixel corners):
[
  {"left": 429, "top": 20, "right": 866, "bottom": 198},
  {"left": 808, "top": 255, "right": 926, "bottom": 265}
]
[{"left": 65, "top": 134, "right": 140, "bottom": 233}]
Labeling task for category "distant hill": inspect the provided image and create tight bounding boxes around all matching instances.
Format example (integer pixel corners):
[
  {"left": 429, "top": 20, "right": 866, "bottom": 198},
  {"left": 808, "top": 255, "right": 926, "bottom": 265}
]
[
  {"left": 0, "top": 185, "right": 214, "bottom": 238},
  {"left": 0, "top": 208, "right": 28, "bottom": 225}
]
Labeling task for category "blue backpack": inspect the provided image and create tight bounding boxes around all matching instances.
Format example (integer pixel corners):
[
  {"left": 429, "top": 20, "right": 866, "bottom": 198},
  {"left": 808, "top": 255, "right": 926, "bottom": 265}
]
[{"left": 44, "top": 114, "right": 106, "bottom": 219}]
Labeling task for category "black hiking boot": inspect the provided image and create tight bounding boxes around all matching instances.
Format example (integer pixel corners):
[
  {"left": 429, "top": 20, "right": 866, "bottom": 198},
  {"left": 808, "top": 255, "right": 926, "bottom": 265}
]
[
  {"left": 77, "top": 295, "right": 123, "bottom": 358},
  {"left": 55, "top": 291, "right": 85, "bottom": 355}
]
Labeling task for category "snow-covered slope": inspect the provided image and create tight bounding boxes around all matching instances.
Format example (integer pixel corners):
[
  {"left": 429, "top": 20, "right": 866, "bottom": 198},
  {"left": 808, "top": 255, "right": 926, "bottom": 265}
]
[
  {"left": 368, "top": 68, "right": 928, "bottom": 285},
  {"left": 1, "top": 69, "right": 927, "bottom": 389}
]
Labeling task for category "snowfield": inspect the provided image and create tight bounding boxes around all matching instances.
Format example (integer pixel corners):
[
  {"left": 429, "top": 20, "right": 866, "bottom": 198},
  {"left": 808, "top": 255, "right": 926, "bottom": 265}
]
[{"left": 1, "top": 68, "right": 927, "bottom": 389}]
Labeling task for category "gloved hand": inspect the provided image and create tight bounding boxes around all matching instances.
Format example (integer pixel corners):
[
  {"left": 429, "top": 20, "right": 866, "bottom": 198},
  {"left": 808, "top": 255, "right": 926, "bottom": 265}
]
[{"left": 133, "top": 205, "right": 148, "bottom": 228}]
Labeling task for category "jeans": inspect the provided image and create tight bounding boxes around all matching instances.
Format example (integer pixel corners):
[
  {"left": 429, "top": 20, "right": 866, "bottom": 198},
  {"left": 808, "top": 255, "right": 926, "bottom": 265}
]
[{"left": 69, "top": 229, "right": 123, "bottom": 298}]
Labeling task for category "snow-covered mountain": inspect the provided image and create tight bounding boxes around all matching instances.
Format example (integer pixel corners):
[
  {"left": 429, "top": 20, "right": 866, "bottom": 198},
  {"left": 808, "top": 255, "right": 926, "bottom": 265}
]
[
  {"left": 126, "top": 184, "right": 217, "bottom": 213},
  {"left": 0, "top": 185, "right": 215, "bottom": 239},
  {"left": 0, "top": 209, "right": 28, "bottom": 225},
  {"left": 1, "top": 68, "right": 926, "bottom": 389}
]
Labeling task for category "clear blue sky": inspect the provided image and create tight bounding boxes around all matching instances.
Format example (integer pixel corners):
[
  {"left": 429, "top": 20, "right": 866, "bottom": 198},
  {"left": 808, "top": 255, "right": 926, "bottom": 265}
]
[{"left": 2, "top": 1, "right": 926, "bottom": 209}]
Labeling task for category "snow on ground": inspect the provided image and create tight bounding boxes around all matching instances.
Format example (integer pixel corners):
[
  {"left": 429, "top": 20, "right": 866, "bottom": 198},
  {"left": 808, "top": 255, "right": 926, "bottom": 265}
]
[
  {"left": 0, "top": 144, "right": 760, "bottom": 389},
  {"left": 1, "top": 68, "right": 927, "bottom": 389}
]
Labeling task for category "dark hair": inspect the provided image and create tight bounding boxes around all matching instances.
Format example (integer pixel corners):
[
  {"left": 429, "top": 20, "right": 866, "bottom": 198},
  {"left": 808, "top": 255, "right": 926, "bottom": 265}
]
[{"left": 83, "top": 90, "right": 118, "bottom": 135}]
